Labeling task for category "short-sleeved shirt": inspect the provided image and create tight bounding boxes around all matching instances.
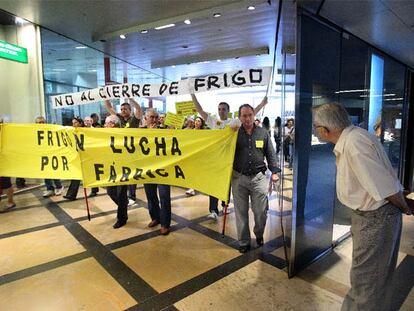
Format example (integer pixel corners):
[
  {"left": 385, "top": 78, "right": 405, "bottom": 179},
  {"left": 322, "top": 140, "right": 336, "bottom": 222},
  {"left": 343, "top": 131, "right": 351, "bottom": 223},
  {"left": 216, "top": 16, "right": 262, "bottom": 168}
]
[
  {"left": 206, "top": 115, "right": 240, "bottom": 129},
  {"left": 333, "top": 125, "right": 402, "bottom": 211},
  {"left": 116, "top": 113, "right": 140, "bottom": 128},
  {"left": 233, "top": 125, "right": 280, "bottom": 175}
]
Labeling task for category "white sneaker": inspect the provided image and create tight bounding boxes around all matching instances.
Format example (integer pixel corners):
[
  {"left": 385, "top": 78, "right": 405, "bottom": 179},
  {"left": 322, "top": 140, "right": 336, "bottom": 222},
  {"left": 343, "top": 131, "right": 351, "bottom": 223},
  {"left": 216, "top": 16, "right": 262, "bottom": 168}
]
[
  {"left": 207, "top": 212, "right": 218, "bottom": 221},
  {"left": 186, "top": 189, "right": 195, "bottom": 196},
  {"left": 128, "top": 199, "right": 136, "bottom": 206},
  {"left": 55, "top": 186, "right": 64, "bottom": 196},
  {"left": 43, "top": 190, "right": 55, "bottom": 197}
]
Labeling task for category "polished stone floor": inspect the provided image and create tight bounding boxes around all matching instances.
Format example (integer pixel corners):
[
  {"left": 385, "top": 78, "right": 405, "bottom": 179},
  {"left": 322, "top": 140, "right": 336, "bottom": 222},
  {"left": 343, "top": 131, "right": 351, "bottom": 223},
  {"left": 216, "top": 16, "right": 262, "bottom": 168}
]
[{"left": 0, "top": 180, "right": 413, "bottom": 310}]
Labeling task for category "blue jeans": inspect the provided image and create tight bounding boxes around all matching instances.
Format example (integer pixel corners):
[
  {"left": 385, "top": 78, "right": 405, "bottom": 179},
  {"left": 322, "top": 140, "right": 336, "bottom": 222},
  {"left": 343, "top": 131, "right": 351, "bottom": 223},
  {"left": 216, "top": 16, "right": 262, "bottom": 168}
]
[
  {"left": 45, "top": 179, "right": 62, "bottom": 191},
  {"left": 144, "top": 184, "right": 171, "bottom": 228}
]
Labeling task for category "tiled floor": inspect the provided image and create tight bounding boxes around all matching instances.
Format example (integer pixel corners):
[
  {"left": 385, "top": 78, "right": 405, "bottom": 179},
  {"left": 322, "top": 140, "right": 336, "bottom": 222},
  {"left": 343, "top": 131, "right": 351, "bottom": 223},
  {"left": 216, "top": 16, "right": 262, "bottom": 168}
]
[{"left": 0, "top": 182, "right": 413, "bottom": 310}]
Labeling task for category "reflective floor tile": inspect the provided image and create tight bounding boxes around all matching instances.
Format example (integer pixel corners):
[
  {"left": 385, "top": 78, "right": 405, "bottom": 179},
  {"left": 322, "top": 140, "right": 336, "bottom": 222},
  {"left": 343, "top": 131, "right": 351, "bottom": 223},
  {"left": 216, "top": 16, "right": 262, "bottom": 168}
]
[
  {"left": 0, "top": 258, "right": 136, "bottom": 310},
  {"left": 201, "top": 211, "right": 282, "bottom": 244},
  {"left": 174, "top": 260, "right": 343, "bottom": 311},
  {"left": 80, "top": 207, "right": 176, "bottom": 245},
  {"left": 113, "top": 227, "right": 239, "bottom": 292},
  {"left": 0, "top": 226, "right": 85, "bottom": 275},
  {"left": 0, "top": 206, "right": 58, "bottom": 235},
  {"left": 56, "top": 193, "right": 117, "bottom": 219},
  {"left": 172, "top": 193, "right": 211, "bottom": 220}
]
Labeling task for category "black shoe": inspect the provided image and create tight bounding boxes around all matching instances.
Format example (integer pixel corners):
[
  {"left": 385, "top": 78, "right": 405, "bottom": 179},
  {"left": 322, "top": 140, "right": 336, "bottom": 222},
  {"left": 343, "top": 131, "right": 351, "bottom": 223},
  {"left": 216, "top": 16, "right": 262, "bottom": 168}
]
[
  {"left": 89, "top": 192, "right": 98, "bottom": 198},
  {"left": 238, "top": 245, "right": 251, "bottom": 253},
  {"left": 113, "top": 220, "right": 127, "bottom": 229},
  {"left": 63, "top": 195, "right": 76, "bottom": 201},
  {"left": 256, "top": 237, "right": 264, "bottom": 246}
]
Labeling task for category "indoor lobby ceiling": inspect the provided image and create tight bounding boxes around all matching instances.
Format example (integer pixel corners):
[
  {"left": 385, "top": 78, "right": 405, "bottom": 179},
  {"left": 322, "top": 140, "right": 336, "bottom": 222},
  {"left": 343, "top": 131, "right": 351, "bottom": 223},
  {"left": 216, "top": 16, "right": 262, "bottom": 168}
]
[
  {"left": 298, "top": 0, "right": 414, "bottom": 69},
  {"left": 0, "top": 0, "right": 279, "bottom": 81}
]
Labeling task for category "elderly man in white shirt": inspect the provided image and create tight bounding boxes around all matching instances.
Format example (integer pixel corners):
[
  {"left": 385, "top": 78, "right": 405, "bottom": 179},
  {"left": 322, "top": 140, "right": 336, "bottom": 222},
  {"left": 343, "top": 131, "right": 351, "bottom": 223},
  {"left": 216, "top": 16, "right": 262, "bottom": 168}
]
[{"left": 312, "top": 103, "right": 413, "bottom": 311}]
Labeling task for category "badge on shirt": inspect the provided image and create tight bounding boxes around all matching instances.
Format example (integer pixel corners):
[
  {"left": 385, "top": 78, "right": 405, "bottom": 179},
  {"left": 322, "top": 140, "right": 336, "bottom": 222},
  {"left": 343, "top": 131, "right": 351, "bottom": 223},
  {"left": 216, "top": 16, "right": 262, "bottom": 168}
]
[{"left": 255, "top": 140, "right": 264, "bottom": 148}]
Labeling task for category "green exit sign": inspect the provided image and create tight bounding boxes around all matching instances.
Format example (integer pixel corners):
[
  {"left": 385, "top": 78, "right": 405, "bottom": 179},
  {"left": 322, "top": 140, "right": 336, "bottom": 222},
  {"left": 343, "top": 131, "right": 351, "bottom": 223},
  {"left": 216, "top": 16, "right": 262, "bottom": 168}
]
[{"left": 0, "top": 40, "right": 28, "bottom": 63}]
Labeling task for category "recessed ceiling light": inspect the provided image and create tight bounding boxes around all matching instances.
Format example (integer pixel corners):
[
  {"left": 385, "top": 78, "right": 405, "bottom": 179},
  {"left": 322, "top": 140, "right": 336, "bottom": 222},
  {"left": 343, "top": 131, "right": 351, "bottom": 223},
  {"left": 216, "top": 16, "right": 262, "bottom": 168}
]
[
  {"left": 247, "top": 6, "right": 255, "bottom": 10},
  {"left": 216, "top": 59, "right": 221, "bottom": 62},
  {"left": 213, "top": 13, "right": 221, "bottom": 17},
  {"left": 172, "top": 65, "right": 176, "bottom": 68},
  {"left": 141, "top": 29, "right": 148, "bottom": 33},
  {"left": 184, "top": 19, "right": 191, "bottom": 25},
  {"left": 120, "top": 34, "right": 126, "bottom": 39},
  {"left": 52, "top": 68, "right": 66, "bottom": 72},
  {"left": 155, "top": 24, "right": 175, "bottom": 30},
  {"left": 75, "top": 46, "right": 87, "bottom": 49}
]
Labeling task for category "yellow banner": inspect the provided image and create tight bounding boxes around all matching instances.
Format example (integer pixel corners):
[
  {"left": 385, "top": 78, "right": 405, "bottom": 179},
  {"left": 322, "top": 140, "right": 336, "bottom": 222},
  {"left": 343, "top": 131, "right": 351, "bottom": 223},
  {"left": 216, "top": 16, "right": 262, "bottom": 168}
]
[{"left": 0, "top": 124, "right": 237, "bottom": 201}]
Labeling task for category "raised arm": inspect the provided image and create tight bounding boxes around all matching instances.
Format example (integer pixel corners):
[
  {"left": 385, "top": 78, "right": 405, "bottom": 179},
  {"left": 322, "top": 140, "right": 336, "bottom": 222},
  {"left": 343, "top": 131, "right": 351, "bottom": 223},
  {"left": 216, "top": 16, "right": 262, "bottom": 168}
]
[
  {"left": 254, "top": 95, "right": 268, "bottom": 115},
  {"left": 129, "top": 98, "right": 142, "bottom": 120},
  {"left": 191, "top": 94, "right": 208, "bottom": 121},
  {"left": 104, "top": 100, "right": 117, "bottom": 116}
]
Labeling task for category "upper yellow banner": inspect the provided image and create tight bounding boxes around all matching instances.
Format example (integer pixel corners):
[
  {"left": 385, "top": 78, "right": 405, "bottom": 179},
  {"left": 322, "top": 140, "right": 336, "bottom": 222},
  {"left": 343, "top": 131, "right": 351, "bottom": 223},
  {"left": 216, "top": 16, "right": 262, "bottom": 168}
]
[{"left": 0, "top": 124, "right": 237, "bottom": 201}]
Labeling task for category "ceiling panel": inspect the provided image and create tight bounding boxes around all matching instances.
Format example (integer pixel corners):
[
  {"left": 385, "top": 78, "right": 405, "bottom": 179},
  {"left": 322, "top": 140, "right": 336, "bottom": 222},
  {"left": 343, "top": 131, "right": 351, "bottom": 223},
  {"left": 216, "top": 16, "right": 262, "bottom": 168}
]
[{"left": 298, "top": 0, "right": 414, "bottom": 69}]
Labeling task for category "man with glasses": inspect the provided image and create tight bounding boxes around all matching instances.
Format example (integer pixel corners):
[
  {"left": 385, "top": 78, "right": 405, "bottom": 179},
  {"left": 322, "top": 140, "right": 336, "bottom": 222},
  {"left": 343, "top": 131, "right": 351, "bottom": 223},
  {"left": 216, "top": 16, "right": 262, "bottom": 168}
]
[
  {"left": 141, "top": 108, "right": 172, "bottom": 235},
  {"left": 105, "top": 98, "right": 142, "bottom": 205},
  {"left": 312, "top": 103, "right": 414, "bottom": 311},
  {"left": 104, "top": 115, "right": 129, "bottom": 229}
]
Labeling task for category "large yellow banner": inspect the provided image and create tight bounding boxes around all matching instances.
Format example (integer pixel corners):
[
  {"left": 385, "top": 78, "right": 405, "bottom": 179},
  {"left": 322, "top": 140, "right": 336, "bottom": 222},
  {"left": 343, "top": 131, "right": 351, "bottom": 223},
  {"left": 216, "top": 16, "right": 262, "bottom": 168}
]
[{"left": 0, "top": 124, "right": 237, "bottom": 201}]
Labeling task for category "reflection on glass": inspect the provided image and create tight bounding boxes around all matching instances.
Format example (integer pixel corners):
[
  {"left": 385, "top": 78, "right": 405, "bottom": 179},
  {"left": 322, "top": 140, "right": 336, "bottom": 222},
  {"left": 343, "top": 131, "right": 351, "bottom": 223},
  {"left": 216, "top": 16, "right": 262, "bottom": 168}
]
[{"left": 368, "top": 54, "right": 384, "bottom": 135}]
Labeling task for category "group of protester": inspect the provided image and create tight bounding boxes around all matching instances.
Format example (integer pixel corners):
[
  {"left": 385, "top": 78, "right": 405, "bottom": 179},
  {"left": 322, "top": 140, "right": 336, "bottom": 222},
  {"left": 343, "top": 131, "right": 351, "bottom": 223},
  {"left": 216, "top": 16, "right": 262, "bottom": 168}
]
[{"left": 3, "top": 93, "right": 414, "bottom": 310}]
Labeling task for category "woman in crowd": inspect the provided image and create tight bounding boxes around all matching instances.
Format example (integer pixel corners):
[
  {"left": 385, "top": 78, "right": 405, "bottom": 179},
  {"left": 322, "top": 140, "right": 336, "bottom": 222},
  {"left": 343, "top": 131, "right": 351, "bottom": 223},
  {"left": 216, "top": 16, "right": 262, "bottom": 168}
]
[
  {"left": 186, "top": 116, "right": 205, "bottom": 196},
  {"left": 63, "top": 117, "right": 84, "bottom": 200},
  {"left": 273, "top": 117, "right": 282, "bottom": 154}
]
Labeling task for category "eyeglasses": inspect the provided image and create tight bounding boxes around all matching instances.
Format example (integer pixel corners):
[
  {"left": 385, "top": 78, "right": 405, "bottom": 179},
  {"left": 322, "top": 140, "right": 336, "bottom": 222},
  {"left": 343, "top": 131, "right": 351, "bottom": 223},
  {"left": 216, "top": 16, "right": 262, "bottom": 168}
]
[{"left": 313, "top": 124, "right": 329, "bottom": 132}]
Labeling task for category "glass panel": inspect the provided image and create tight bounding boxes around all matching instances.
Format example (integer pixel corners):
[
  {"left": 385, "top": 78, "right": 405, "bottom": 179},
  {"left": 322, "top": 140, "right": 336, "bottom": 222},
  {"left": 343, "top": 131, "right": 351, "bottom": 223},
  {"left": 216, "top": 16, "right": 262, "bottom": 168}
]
[
  {"left": 40, "top": 28, "right": 163, "bottom": 126},
  {"left": 291, "top": 14, "right": 340, "bottom": 274},
  {"left": 333, "top": 34, "right": 370, "bottom": 242},
  {"left": 382, "top": 57, "right": 406, "bottom": 175},
  {"left": 369, "top": 54, "right": 384, "bottom": 135}
]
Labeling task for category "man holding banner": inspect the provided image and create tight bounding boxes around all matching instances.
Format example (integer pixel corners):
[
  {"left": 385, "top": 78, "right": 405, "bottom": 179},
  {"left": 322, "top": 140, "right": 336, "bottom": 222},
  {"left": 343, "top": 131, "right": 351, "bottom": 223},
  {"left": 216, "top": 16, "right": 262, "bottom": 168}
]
[
  {"left": 103, "top": 115, "right": 130, "bottom": 229},
  {"left": 191, "top": 93, "right": 269, "bottom": 220},
  {"left": 232, "top": 104, "right": 280, "bottom": 253},
  {"left": 105, "top": 98, "right": 142, "bottom": 205}
]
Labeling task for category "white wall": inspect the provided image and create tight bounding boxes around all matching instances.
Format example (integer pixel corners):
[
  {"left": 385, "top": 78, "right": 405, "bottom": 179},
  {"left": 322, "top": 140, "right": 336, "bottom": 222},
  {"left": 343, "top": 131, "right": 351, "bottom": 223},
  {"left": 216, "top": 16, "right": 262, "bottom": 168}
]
[{"left": 0, "top": 23, "right": 44, "bottom": 123}]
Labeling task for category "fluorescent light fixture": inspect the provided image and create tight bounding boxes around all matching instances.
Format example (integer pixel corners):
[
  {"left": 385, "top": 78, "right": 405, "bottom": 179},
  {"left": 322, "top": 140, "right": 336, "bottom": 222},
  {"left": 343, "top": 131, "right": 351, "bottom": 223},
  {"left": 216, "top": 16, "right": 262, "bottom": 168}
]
[
  {"left": 384, "top": 97, "right": 403, "bottom": 101},
  {"left": 359, "top": 93, "right": 396, "bottom": 98},
  {"left": 120, "top": 34, "right": 126, "bottom": 39},
  {"left": 172, "top": 65, "right": 176, "bottom": 68},
  {"left": 140, "top": 29, "right": 148, "bottom": 33},
  {"left": 216, "top": 59, "right": 221, "bottom": 62},
  {"left": 52, "top": 69, "right": 66, "bottom": 72},
  {"left": 247, "top": 6, "right": 256, "bottom": 10},
  {"left": 15, "top": 17, "right": 25, "bottom": 24},
  {"left": 184, "top": 19, "right": 191, "bottom": 25},
  {"left": 154, "top": 24, "right": 175, "bottom": 30},
  {"left": 88, "top": 69, "right": 97, "bottom": 72},
  {"left": 334, "top": 89, "right": 368, "bottom": 94},
  {"left": 213, "top": 13, "right": 221, "bottom": 17},
  {"left": 75, "top": 46, "right": 87, "bottom": 49}
]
